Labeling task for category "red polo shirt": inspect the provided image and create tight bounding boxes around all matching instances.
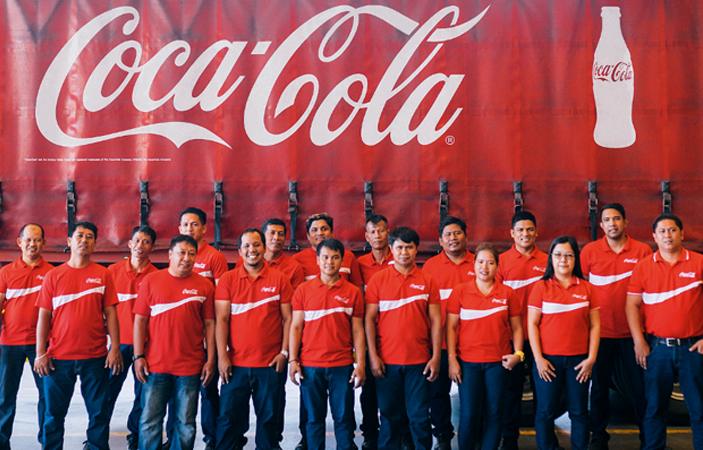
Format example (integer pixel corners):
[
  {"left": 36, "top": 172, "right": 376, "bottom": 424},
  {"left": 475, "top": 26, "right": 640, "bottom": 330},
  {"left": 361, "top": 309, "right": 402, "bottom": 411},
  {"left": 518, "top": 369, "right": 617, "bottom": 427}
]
[
  {"left": 193, "top": 242, "right": 228, "bottom": 285},
  {"left": 496, "top": 245, "right": 548, "bottom": 335},
  {"left": 235, "top": 253, "right": 305, "bottom": 290},
  {"left": 581, "top": 236, "right": 653, "bottom": 339},
  {"left": 357, "top": 250, "right": 394, "bottom": 287},
  {"left": 528, "top": 277, "right": 600, "bottom": 356},
  {"left": 627, "top": 248, "right": 703, "bottom": 339},
  {"left": 365, "top": 265, "right": 441, "bottom": 365},
  {"left": 292, "top": 247, "right": 363, "bottom": 287},
  {"left": 216, "top": 264, "right": 293, "bottom": 367},
  {"left": 0, "top": 257, "right": 53, "bottom": 346},
  {"left": 292, "top": 276, "right": 363, "bottom": 368},
  {"left": 108, "top": 259, "right": 159, "bottom": 346}
]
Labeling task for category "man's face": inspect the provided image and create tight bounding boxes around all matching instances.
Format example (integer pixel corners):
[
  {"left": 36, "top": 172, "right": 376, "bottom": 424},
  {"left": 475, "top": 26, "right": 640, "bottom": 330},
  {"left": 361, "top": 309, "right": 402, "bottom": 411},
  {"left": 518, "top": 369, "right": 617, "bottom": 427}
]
[
  {"left": 600, "top": 209, "right": 627, "bottom": 241},
  {"left": 239, "top": 232, "right": 265, "bottom": 268},
  {"left": 391, "top": 239, "right": 418, "bottom": 268},
  {"left": 179, "top": 213, "right": 206, "bottom": 244},
  {"left": 128, "top": 231, "right": 155, "bottom": 260},
  {"left": 264, "top": 224, "right": 286, "bottom": 253},
  {"left": 17, "top": 225, "right": 45, "bottom": 260},
  {"left": 365, "top": 221, "right": 389, "bottom": 251},
  {"left": 169, "top": 241, "right": 197, "bottom": 277},
  {"left": 653, "top": 219, "right": 683, "bottom": 253},
  {"left": 317, "top": 246, "right": 342, "bottom": 278},
  {"left": 439, "top": 224, "right": 467, "bottom": 257},
  {"left": 68, "top": 226, "right": 96, "bottom": 257},
  {"left": 307, "top": 219, "right": 333, "bottom": 249},
  {"left": 510, "top": 220, "right": 538, "bottom": 253}
]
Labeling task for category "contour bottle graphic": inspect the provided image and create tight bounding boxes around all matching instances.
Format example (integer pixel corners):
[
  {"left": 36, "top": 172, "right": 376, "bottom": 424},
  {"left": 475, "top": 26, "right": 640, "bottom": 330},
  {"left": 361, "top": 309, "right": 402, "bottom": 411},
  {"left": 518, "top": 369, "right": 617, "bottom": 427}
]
[{"left": 593, "top": 6, "right": 636, "bottom": 148}]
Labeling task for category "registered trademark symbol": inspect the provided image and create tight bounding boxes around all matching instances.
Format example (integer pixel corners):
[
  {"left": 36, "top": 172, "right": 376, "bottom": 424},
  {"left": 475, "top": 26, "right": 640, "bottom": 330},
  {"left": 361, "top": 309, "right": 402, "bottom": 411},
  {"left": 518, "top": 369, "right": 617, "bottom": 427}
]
[{"left": 445, "top": 135, "right": 455, "bottom": 145}]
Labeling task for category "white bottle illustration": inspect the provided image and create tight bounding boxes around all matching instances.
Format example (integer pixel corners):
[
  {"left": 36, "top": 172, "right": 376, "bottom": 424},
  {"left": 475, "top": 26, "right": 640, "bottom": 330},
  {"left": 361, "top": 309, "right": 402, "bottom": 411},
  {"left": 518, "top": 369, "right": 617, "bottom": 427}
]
[{"left": 593, "top": 6, "right": 636, "bottom": 148}]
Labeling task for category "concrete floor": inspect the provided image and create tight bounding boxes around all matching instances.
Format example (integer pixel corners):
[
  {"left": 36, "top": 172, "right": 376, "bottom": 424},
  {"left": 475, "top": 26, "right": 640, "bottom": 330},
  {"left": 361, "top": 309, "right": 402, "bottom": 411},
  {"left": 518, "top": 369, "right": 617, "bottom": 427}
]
[{"left": 7, "top": 363, "right": 694, "bottom": 449}]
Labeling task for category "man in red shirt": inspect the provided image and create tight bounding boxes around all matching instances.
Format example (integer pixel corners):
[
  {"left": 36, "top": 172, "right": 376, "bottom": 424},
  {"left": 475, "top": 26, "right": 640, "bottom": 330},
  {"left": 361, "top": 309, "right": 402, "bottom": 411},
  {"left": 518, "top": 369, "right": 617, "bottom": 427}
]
[
  {"left": 215, "top": 228, "right": 293, "bottom": 450},
  {"left": 0, "top": 224, "right": 52, "bottom": 449},
  {"left": 178, "top": 207, "right": 227, "bottom": 450},
  {"left": 366, "top": 227, "right": 442, "bottom": 450},
  {"left": 133, "top": 234, "right": 216, "bottom": 450},
  {"left": 34, "top": 221, "right": 123, "bottom": 450},
  {"left": 289, "top": 238, "right": 366, "bottom": 450},
  {"left": 262, "top": 218, "right": 305, "bottom": 290},
  {"left": 581, "top": 204, "right": 652, "bottom": 450},
  {"left": 422, "top": 216, "right": 474, "bottom": 450},
  {"left": 627, "top": 214, "right": 703, "bottom": 450},
  {"left": 495, "top": 211, "right": 548, "bottom": 450},
  {"left": 106, "top": 225, "right": 159, "bottom": 450}
]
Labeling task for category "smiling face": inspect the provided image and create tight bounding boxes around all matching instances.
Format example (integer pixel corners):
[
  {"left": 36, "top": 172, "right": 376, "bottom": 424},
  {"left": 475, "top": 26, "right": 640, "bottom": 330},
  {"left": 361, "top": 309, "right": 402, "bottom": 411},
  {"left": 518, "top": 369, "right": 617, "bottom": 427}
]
[
  {"left": 18, "top": 225, "right": 45, "bottom": 260},
  {"left": 128, "top": 231, "right": 155, "bottom": 260},
  {"left": 510, "top": 220, "right": 537, "bottom": 254},
  {"left": 169, "top": 241, "right": 197, "bottom": 277},
  {"left": 68, "top": 226, "right": 96, "bottom": 258},
  {"left": 474, "top": 249, "right": 498, "bottom": 283},
  {"left": 365, "top": 221, "right": 389, "bottom": 251},
  {"left": 600, "top": 208, "right": 627, "bottom": 241},
  {"left": 551, "top": 242, "right": 576, "bottom": 280},
  {"left": 317, "top": 246, "right": 342, "bottom": 278},
  {"left": 307, "top": 219, "right": 333, "bottom": 250},
  {"left": 439, "top": 223, "right": 467, "bottom": 258},
  {"left": 239, "top": 232, "right": 265, "bottom": 269},
  {"left": 653, "top": 219, "right": 683, "bottom": 254}
]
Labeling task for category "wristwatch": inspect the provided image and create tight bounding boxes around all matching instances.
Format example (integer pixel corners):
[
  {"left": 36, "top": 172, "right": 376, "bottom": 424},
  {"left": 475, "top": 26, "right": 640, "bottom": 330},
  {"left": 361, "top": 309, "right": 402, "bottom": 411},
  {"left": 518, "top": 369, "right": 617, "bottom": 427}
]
[
  {"left": 132, "top": 354, "right": 146, "bottom": 362},
  {"left": 280, "top": 350, "right": 289, "bottom": 359}
]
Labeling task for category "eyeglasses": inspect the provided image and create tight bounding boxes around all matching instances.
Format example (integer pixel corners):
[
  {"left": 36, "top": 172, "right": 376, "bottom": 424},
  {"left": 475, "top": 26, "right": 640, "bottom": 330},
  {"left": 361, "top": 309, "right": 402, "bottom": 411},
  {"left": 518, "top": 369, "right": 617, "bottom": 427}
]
[{"left": 552, "top": 253, "right": 575, "bottom": 260}]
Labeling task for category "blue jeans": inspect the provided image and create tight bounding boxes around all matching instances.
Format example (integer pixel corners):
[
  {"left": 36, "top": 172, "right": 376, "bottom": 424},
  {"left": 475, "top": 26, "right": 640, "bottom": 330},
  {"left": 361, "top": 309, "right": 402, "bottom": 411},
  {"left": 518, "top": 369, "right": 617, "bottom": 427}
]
[
  {"left": 300, "top": 365, "right": 356, "bottom": 450},
  {"left": 502, "top": 344, "right": 536, "bottom": 443},
  {"left": 590, "top": 338, "right": 645, "bottom": 444},
  {"left": 42, "top": 357, "right": 110, "bottom": 450},
  {"left": 107, "top": 344, "right": 142, "bottom": 441},
  {"left": 533, "top": 354, "right": 589, "bottom": 450},
  {"left": 376, "top": 363, "right": 432, "bottom": 450},
  {"left": 0, "top": 344, "right": 45, "bottom": 449},
  {"left": 457, "top": 360, "right": 507, "bottom": 450},
  {"left": 643, "top": 337, "right": 703, "bottom": 450},
  {"left": 360, "top": 354, "right": 379, "bottom": 440},
  {"left": 430, "top": 350, "right": 454, "bottom": 438},
  {"left": 216, "top": 366, "right": 285, "bottom": 450},
  {"left": 141, "top": 372, "right": 200, "bottom": 450}
]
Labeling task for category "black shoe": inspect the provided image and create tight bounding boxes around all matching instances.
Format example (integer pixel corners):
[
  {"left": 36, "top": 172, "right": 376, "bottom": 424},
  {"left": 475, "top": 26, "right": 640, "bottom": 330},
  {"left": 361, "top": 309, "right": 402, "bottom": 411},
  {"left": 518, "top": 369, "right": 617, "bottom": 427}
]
[
  {"left": 204, "top": 438, "right": 216, "bottom": 450},
  {"left": 589, "top": 439, "right": 609, "bottom": 450},
  {"left": 434, "top": 433, "right": 452, "bottom": 450},
  {"left": 401, "top": 433, "right": 415, "bottom": 450},
  {"left": 126, "top": 435, "right": 139, "bottom": 450},
  {"left": 498, "top": 437, "right": 519, "bottom": 450},
  {"left": 296, "top": 436, "right": 308, "bottom": 450},
  {"left": 161, "top": 440, "right": 171, "bottom": 450},
  {"left": 362, "top": 438, "right": 378, "bottom": 450}
]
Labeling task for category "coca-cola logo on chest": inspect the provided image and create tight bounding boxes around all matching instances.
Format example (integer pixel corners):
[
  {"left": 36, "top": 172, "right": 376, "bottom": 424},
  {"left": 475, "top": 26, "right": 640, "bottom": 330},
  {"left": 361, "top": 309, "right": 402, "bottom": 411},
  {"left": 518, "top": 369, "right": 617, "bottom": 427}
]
[
  {"left": 592, "top": 61, "right": 633, "bottom": 83},
  {"left": 35, "top": 5, "right": 490, "bottom": 149}
]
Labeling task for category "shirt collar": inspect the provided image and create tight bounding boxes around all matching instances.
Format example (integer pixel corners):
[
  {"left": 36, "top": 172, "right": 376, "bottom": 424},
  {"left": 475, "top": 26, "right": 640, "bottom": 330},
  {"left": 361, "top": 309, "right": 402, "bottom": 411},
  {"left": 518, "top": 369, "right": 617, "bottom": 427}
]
[
  {"left": 236, "top": 261, "right": 269, "bottom": 281},
  {"left": 599, "top": 235, "right": 632, "bottom": 254},
  {"left": 548, "top": 276, "right": 580, "bottom": 288},
  {"left": 441, "top": 250, "right": 472, "bottom": 265},
  {"left": 653, "top": 248, "right": 689, "bottom": 264},
  {"left": 17, "top": 256, "right": 47, "bottom": 269}
]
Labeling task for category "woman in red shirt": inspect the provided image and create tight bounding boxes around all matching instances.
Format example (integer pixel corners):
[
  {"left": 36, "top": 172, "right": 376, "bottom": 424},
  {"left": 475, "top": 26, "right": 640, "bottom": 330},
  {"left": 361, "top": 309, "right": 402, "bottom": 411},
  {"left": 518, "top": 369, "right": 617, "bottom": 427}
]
[
  {"left": 446, "top": 243, "right": 524, "bottom": 450},
  {"left": 527, "top": 236, "right": 601, "bottom": 450}
]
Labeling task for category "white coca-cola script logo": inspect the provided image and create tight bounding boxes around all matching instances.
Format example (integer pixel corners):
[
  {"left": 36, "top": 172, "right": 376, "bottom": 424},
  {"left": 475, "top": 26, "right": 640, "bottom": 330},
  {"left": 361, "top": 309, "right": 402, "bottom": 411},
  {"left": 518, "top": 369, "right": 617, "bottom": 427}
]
[
  {"left": 679, "top": 272, "right": 696, "bottom": 279},
  {"left": 182, "top": 289, "right": 199, "bottom": 295},
  {"left": 85, "top": 278, "right": 102, "bottom": 284},
  {"left": 261, "top": 286, "right": 277, "bottom": 293},
  {"left": 35, "top": 5, "right": 490, "bottom": 148},
  {"left": 592, "top": 61, "right": 633, "bottom": 83}
]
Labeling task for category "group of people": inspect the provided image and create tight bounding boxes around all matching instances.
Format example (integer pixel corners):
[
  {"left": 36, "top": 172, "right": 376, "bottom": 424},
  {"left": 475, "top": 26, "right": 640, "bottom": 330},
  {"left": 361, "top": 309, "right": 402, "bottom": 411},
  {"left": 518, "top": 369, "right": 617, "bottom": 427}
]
[{"left": 0, "top": 204, "right": 701, "bottom": 450}]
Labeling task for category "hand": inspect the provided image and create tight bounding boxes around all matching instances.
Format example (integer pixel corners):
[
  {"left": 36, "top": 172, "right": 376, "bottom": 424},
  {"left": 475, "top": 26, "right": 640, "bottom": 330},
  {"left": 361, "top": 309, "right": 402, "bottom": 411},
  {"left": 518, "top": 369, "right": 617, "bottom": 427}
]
[
  {"left": 448, "top": 356, "right": 461, "bottom": 384},
  {"left": 289, "top": 361, "right": 303, "bottom": 386},
  {"left": 269, "top": 353, "right": 288, "bottom": 373},
  {"left": 201, "top": 360, "right": 216, "bottom": 387},
  {"left": 574, "top": 357, "right": 595, "bottom": 383},
  {"left": 134, "top": 358, "right": 149, "bottom": 384},
  {"left": 350, "top": 365, "right": 366, "bottom": 388},
  {"left": 501, "top": 353, "right": 521, "bottom": 371},
  {"left": 219, "top": 354, "right": 233, "bottom": 384},
  {"left": 424, "top": 356, "right": 440, "bottom": 382},
  {"left": 535, "top": 356, "right": 556, "bottom": 382},
  {"left": 690, "top": 339, "right": 703, "bottom": 355},
  {"left": 106, "top": 347, "right": 124, "bottom": 375},
  {"left": 634, "top": 340, "right": 650, "bottom": 370},
  {"left": 34, "top": 354, "right": 54, "bottom": 377},
  {"left": 369, "top": 355, "right": 386, "bottom": 378}
]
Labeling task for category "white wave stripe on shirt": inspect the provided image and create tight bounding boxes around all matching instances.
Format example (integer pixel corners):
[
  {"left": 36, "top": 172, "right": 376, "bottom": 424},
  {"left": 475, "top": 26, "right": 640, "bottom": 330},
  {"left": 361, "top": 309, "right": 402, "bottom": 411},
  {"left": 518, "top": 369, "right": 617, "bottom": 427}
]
[
  {"left": 588, "top": 271, "right": 632, "bottom": 287},
  {"left": 541, "top": 301, "right": 590, "bottom": 315},
  {"left": 229, "top": 295, "right": 280, "bottom": 315},
  {"left": 440, "top": 289, "right": 453, "bottom": 300},
  {"left": 305, "top": 275, "right": 316, "bottom": 281},
  {"left": 118, "top": 293, "right": 138, "bottom": 303},
  {"left": 339, "top": 267, "right": 351, "bottom": 274},
  {"left": 379, "top": 294, "right": 430, "bottom": 312},
  {"left": 502, "top": 275, "right": 542, "bottom": 290},
  {"left": 6, "top": 285, "right": 42, "bottom": 300},
  {"left": 150, "top": 296, "right": 206, "bottom": 316},
  {"left": 304, "top": 307, "right": 353, "bottom": 322},
  {"left": 642, "top": 281, "right": 703, "bottom": 305},
  {"left": 460, "top": 306, "right": 508, "bottom": 320},
  {"left": 52, "top": 286, "right": 106, "bottom": 310},
  {"left": 196, "top": 271, "right": 214, "bottom": 278}
]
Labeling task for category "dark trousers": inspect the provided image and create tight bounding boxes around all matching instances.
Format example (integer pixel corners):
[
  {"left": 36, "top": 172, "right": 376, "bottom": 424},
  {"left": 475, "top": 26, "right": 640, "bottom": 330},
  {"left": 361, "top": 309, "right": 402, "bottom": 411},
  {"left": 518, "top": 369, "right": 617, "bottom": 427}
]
[
  {"left": 106, "top": 344, "right": 142, "bottom": 441},
  {"left": 429, "top": 350, "right": 454, "bottom": 438},
  {"left": 360, "top": 354, "right": 379, "bottom": 440},
  {"left": 502, "top": 344, "right": 536, "bottom": 442}
]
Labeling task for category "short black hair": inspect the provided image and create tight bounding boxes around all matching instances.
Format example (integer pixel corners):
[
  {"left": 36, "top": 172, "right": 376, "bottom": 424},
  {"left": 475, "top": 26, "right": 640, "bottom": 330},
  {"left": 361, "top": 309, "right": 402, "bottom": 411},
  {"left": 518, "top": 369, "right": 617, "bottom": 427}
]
[
  {"left": 131, "top": 225, "right": 156, "bottom": 243},
  {"left": 474, "top": 242, "right": 499, "bottom": 265},
  {"left": 306, "top": 213, "right": 333, "bottom": 233},
  {"left": 19, "top": 223, "right": 45, "bottom": 240},
  {"left": 179, "top": 207, "right": 207, "bottom": 226},
  {"left": 600, "top": 203, "right": 626, "bottom": 221},
  {"left": 316, "top": 238, "right": 345, "bottom": 256},
  {"left": 262, "top": 218, "right": 287, "bottom": 236},
  {"left": 511, "top": 211, "right": 537, "bottom": 228},
  {"left": 439, "top": 216, "right": 466, "bottom": 236},
  {"left": 652, "top": 213, "right": 683, "bottom": 232},
  {"left": 543, "top": 236, "right": 584, "bottom": 281},
  {"left": 366, "top": 214, "right": 389, "bottom": 227},
  {"left": 70, "top": 221, "right": 98, "bottom": 240},
  {"left": 239, "top": 228, "right": 266, "bottom": 248},
  {"left": 389, "top": 227, "right": 420, "bottom": 247},
  {"left": 170, "top": 234, "right": 198, "bottom": 252}
]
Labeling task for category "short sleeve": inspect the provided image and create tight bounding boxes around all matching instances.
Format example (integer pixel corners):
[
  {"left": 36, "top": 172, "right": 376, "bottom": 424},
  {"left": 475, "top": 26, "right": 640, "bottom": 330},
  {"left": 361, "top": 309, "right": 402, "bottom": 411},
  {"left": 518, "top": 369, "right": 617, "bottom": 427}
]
[
  {"left": 279, "top": 276, "right": 294, "bottom": 304},
  {"left": 427, "top": 276, "right": 441, "bottom": 305},
  {"left": 289, "top": 264, "right": 305, "bottom": 290},
  {"left": 102, "top": 270, "right": 119, "bottom": 308},
  {"left": 507, "top": 287, "right": 521, "bottom": 317},
  {"left": 527, "top": 280, "right": 545, "bottom": 310},
  {"left": 214, "top": 271, "right": 234, "bottom": 302},
  {"left": 627, "top": 262, "right": 645, "bottom": 296},
  {"left": 36, "top": 272, "right": 54, "bottom": 310},
  {"left": 212, "top": 252, "right": 229, "bottom": 281},
  {"left": 201, "top": 283, "right": 216, "bottom": 320},
  {"left": 133, "top": 277, "right": 152, "bottom": 317},
  {"left": 446, "top": 287, "right": 461, "bottom": 315},
  {"left": 291, "top": 286, "right": 305, "bottom": 311}
]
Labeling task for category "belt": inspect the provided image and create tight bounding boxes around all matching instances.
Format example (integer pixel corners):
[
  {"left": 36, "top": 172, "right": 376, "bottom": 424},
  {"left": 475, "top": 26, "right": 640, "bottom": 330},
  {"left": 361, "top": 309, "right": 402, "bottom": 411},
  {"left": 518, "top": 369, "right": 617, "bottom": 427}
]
[{"left": 648, "top": 334, "right": 703, "bottom": 347}]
